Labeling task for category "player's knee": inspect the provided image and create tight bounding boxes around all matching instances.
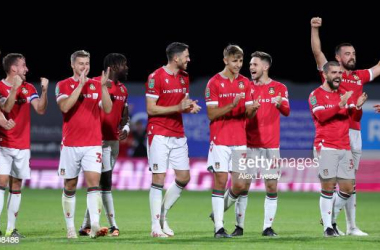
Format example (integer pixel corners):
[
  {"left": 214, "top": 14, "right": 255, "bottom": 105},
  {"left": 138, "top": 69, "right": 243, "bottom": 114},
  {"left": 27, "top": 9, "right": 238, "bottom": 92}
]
[
  {"left": 152, "top": 173, "right": 166, "bottom": 185},
  {"left": 175, "top": 179, "right": 189, "bottom": 188},
  {"left": 214, "top": 178, "right": 227, "bottom": 189},
  {"left": 340, "top": 186, "right": 354, "bottom": 195},
  {"left": 176, "top": 175, "right": 190, "bottom": 186},
  {"left": 265, "top": 181, "right": 277, "bottom": 192},
  {"left": 232, "top": 182, "right": 246, "bottom": 193},
  {"left": 0, "top": 177, "right": 9, "bottom": 187}
]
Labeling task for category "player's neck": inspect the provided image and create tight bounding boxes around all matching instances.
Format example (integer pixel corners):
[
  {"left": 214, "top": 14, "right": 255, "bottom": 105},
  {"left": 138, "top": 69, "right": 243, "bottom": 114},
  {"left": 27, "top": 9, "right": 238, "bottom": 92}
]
[
  {"left": 109, "top": 73, "right": 118, "bottom": 86},
  {"left": 343, "top": 68, "right": 352, "bottom": 75},
  {"left": 5, "top": 75, "right": 22, "bottom": 85},
  {"left": 322, "top": 82, "right": 335, "bottom": 92},
  {"left": 221, "top": 68, "right": 237, "bottom": 82},
  {"left": 165, "top": 63, "right": 179, "bottom": 76},
  {"left": 72, "top": 74, "right": 80, "bottom": 81},
  {"left": 72, "top": 75, "right": 88, "bottom": 82},
  {"left": 256, "top": 76, "right": 271, "bottom": 85}
]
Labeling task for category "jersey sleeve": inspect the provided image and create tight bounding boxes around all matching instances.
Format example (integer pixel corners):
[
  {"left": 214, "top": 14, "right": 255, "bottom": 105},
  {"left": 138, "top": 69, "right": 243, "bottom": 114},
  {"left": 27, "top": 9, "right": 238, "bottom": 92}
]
[
  {"left": 185, "top": 75, "right": 190, "bottom": 96},
  {"left": 280, "top": 84, "right": 289, "bottom": 103},
  {"left": 278, "top": 84, "right": 290, "bottom": 116},
  {"left": 123, "top": 86, "right": 129, "bottom": 107},
  {"left": 56, "top": 80, "right": 70, "bottom": 103},
  {"left": 244, "top": 80, "right": 253, "bottom": 106},
  {"left": 145, "top": 73, "right": 161, "bottom": 99},
  {"left": 309, "top": 91, "right": 340, "bottom": 123},
  {"left": 0, "top": 86, "right": 8, "bottom": 105},
  {"left": 358, "top": 69, "right": 372, "bottom": 85},
  {"left": 205, "top": 79, "right": 218, "bottom": 106},
  {"left": 27, "top": 84, "right": 39, "bottom": 103}
]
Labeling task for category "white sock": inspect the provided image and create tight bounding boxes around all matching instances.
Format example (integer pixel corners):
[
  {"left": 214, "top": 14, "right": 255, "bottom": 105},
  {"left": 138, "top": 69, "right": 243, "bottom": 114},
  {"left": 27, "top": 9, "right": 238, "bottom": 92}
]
[
  {"left": 212, "top": 190, "right": 224, "bottom": 232},
  {"left": 345, "top": 190, "right": 356, "bottom": 229},
  {"left": 87, "top": 187, "right": 102, "bottom": 228},
  {"left": 333, "top": 191, "right": 351, "bottom": 224},
  {"left": 0, "top": 187, "right": 5, "bottom": 226},
  {"left": 81, "top": 209, "right": 90, "bottom": 228},
  {"left": 161, "top": 180, "right": 184, "bottom": 220},
  {"left": 102, "top": 191, "right": 118, "bottom": 228},
  {"left": 320, "top": 190, "right": 334, "bottom": 230},
  {"left": 263, "top": 193, "right": 277, "bottom": 230},
  {"left": 235, "top": 193, "right": 248, "bottom": 229},
  {"left": 62, "top": 189, "right": 76, "bottom": 229},
  {"left": 150, "top": 184, "right": 163, "bottom": 230},
  {"left": 224, "top": 188, "right": 238, "bottom": 212},
  {"left": 7, "top": 190, "right": 22, "bottom": 232}
]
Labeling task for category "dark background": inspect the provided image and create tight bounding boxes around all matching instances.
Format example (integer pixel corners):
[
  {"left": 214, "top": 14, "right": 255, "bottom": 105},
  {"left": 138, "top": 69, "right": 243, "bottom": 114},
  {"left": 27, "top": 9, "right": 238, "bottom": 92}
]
[{"left": 1, "top": 4, "right": 380, "bottom": 84}]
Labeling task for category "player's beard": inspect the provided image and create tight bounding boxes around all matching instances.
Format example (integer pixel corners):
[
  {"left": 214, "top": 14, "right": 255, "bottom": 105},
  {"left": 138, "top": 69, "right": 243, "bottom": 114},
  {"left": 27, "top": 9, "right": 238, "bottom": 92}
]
[
  {"left": 117, "top": 70, "right": 128, "bottom": 81},
  {"left": 342, "top": 59, "right": 356, "bottom": 71},
  {"left": 19, "top": 73, "right": 26, "bottom": 81},
  {"left": 327, "top": 78, "right": 340, "bottom": 90},
  {"left": 178, "top": 61, "right": 187, "bottom": 71}
]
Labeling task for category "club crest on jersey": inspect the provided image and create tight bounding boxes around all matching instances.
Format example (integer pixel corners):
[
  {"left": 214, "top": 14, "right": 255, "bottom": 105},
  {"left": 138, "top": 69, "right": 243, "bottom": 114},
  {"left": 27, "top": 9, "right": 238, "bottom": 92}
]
[
  {"left": 120, "top": 87, "right": 125, "bottom": 93},
  {"left": 221, "top": 83, "right": 224, "bottom": 88},
  {"left": 180, "top": 77, "right": 185, "bottom": 85},
  {"left": 21, "top": 87, "right": 28, "bottom": 95},
  {"left": 269, "top": 87, "right": 275, "bottom": 95},
  {"left": 215, "top": 162, "right": 220, "bottom": 169},
  {"left": 165, "top": 79, "right": 169, "bottom": 84},
  {"left": 353, "top": 74, "right": 359, "bottom": 80},
  {"left": 60, "top": 168, "right": 66, "bottom": 176},
  {"left": 238, "top": 81, "right": 244, "bottom": 89},
  {"left": 323, "top": 169, "right": 328, "bottom": 176},
  {"left": 205, "top": 87, "right": 210, "bottom": 98},
  {"left": 89, "top": 83, "right": 96, "bottom": 90},
  {"left": 149, "top": 79, "right": 155, "bottom": 88},
  {"left": 153, "top": 164, "right": 158, "bottom": 171}
]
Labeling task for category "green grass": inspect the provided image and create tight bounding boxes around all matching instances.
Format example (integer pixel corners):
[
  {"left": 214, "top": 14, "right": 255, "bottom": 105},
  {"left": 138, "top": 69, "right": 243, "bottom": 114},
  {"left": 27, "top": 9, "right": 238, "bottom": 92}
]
[{"left": 1, "top": 189, "right": 379, "bottom": 249}]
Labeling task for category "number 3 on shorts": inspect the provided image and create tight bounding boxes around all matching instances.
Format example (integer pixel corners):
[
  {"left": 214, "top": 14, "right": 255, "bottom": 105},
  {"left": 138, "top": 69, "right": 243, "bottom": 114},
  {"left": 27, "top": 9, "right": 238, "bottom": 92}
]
[{"left": 96, "top": 152, "right": 102, "bottom": 163}]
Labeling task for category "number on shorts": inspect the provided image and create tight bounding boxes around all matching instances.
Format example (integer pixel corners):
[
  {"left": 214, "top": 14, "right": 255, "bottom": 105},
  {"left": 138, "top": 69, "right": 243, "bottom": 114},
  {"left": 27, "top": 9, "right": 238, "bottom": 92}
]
[{"left": 96, "top": 152, "right": 102, "bottom": 163}]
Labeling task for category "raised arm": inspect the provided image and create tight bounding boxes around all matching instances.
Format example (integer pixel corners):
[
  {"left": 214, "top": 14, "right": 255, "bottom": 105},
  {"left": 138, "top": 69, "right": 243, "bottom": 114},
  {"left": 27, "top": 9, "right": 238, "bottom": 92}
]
[
  {"left": 31, "top": 77, "right": 48, "bottom": 115},
  {"left": 311, "top": 17, "right": 328, "bottom": 70},
  {"left": 100, "top": 68, "right": 113, "bottom": 114}
]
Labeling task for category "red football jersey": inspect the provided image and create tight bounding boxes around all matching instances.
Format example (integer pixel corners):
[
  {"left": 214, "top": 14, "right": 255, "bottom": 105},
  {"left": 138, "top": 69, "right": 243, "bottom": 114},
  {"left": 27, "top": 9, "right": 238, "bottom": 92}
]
[
  {"left": 56, "top": 77, "right": 103, "bottom": 146},
  {"left": 205, "top": 73, "right": 253, "bottom": 146},
  {"left": 309, "top": 86, "right": 362, "bottom": 150},
  {"left": 93, "top": 76, "right": 128, "bottom": 141},
  {"left": 0, "top": 80, "right": 38, "bottom": 149},
  {"left": 319, "top": 69, "right": 372, "bottom": 130},
  {"left": 145, "top": 67, "right": 189, "bottom": 137},
  {"left": 246, "top": 80, "right": 290, "bottom": 148}
]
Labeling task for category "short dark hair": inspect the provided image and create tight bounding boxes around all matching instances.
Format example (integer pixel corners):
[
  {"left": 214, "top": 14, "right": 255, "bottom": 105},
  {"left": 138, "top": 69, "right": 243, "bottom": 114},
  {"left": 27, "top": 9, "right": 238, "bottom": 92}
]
[
  {"left": 223, "top": 44, "right": 244, "bottom": 58},
  {"left": 2, "top": 53, "right": 25, "bottom": 74},
  {"left": 251, "top": 51, "right": 272, "bottom": 67},
  {"left": 322, "top": 61, "right": 340, "bottom": 73},
  {"left": 103, "top": 53, "right": 127, "bottom": 70},
  {"left": 71, "top": 50, "right": 90, "bottom": 64},
  {"left": 335, "top": 43, "right": 354, "bottom": 55},
  {"left": 166, "top": 42, "right": 189, "bottom": 61}
]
